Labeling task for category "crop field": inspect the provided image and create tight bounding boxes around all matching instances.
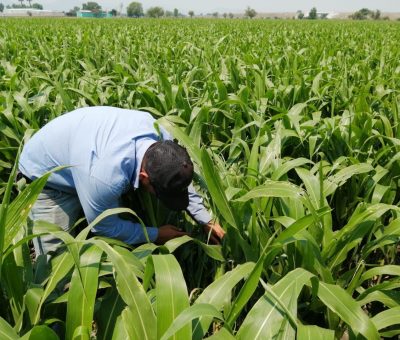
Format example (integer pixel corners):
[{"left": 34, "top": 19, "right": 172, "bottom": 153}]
[{"left": 0, "top": 18, "right": 400, "bottom": 339}]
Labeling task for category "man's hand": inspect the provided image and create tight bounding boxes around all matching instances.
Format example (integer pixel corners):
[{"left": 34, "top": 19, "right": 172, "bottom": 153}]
[
  {"left": 203, "top": 222, "right": 225, "bottom": 244},
  {"left": 155, "top": 225, "right": 189, "bottom": 244}
]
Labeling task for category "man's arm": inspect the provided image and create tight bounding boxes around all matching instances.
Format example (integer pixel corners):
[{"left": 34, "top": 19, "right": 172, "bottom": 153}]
[
  {"left": 72, "top": 170, "right": 188, "bottom": 245},
  {"left": 186, "top": 184, "right": 225, "bottom": 243}
]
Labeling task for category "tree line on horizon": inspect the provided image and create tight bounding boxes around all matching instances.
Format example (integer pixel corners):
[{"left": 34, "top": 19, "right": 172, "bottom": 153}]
[{"left": 0, "top": 1, "right": 397, "bottom": 21}]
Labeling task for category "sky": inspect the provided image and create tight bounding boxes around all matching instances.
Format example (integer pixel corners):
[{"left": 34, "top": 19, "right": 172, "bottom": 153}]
[{"left": 3, "top": 0, "right": 399, "bottom": 13}]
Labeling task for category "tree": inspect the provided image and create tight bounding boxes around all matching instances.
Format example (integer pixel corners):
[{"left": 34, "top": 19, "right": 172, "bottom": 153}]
[
  {"left": 31, "top": 3, "right": 42, "bottom": 9},
  {"left": 188, "top": 10, "right": 194, "bottom": 18},
  {"left": 127, "top": 2, "right": 143, "bottom": 17},
  {"left": 372, "top": 9, "right": 381, "bottom": 20},
  {"left": 10, "top": 3, "right": 24, "bottom": 8},
  {"left": 0, "top": 3, "right": 4, "bottom": 12},
  {"left": 245, "top": 6, "right": 257, "bottom": 19},
  {"left": 66, "top": 6, "right": 80, "bottom": 16},
  {"left": 173, "top": 8, "right": 178, "bottom": 17},
  {"left": 228, "top": 12, "right": 234, "bottom": 19},
  {"left": 82, "top": 2, "right": 101, "bottom": 11},
  {"left": 146, "top": 6, "right": 164, "bottom": 18},
  {"left": 349, "top": 8, "right": 374, "bottom": 20},
  {"left": 308, "top": 7, "right": 317, "bottom": 19},
  {"left": 223, "top": 12, "right": 227, "bottom": 18},
  {"left": 212, "top": 11, "right": 218, "bottom": 18},
  {"left": 296, "top": 10, "right": 304, "bottom": 19},
  {"left": 110, "top": 8, "right": 117, "bottom": 16}
]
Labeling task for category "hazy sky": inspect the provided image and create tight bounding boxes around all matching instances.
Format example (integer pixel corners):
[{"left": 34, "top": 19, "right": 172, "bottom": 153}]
[{"left": 3, "top": 0, "right": 399, "bottom": 13}]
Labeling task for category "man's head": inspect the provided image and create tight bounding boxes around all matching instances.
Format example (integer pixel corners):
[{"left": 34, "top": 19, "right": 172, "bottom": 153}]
[{"left": 139, "top": 140, "right": 194, "bottom": 211}]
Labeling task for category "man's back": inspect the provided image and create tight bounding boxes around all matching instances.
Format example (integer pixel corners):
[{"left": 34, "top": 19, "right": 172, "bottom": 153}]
[{"left": 19, "top": 106, "right": 162, "bottom": 193}]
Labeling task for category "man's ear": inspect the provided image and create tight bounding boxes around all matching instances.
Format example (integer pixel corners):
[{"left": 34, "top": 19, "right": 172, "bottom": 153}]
[{"left": 139, "top": 170, "right": 150, "bottom": 185}]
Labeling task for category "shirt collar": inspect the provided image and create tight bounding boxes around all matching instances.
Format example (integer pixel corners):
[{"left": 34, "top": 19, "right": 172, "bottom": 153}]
[{"left": 132, "top": 138, "right": 157, "bottom": 189}]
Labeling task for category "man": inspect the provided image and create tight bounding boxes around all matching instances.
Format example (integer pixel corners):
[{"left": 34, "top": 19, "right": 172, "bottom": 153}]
[{"left": 18, "top": 106, "right": 225, "bottom": 256}]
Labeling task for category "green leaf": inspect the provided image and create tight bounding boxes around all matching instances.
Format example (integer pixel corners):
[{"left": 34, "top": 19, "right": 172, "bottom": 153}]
[
  {"left": 91, "top": 240, "right": 156, "bottom": 340},
  {"left": 194, "top": 262, "right": 255, "bottom": 338},
  {"left": 0, "top": 316, "right": 18, "bottom": 340},
  {"left": 0, "top": 144, "right": 21, "bottom": 277},
  {"left": 237, "top": 268, "right": 314, "bottom": 340},
  {"left": 66, "top": 245, "right": 103, "bottom": 340},
  {"left": 360, "top": 265, "right": 400, "bottom": 283},
  {"left": 317, "top": 282, "right": 379, "bottom": 339},
  {"left": 201, "top": 148, "right": 238, "bottom": 229},
  {"left": 160, "top": 304, "right": 223, "bottom": 340},
  {"left": 20, "top": 325, "right": 58, "bottom": 340},
  {"left": 234, "top": 181, "right": 305, "bottom": 202},
  {"left": 34, "top": 251, "right": 75, "bottom": 324},
  {"left": 371, "top": 306, "right": 400, "bottom": 331},
  {"left": 152, "top": 255, "right": 190, "bottom": 340},
  {"left": 296, "top": 325, "right": 334, "bottom": 340},
  {"left": 96, "top": 287, "right": 125, "bottom": 340}
]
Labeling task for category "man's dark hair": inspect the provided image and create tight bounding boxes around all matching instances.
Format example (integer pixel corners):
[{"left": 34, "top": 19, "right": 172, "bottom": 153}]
[{"left": 143, "top": 140, "right": 193, "bottom": 210}]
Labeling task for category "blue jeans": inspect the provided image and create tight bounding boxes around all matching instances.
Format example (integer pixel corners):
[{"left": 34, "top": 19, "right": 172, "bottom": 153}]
[{"left": 31, "top": 188, "right": 82, "bottom": 257}]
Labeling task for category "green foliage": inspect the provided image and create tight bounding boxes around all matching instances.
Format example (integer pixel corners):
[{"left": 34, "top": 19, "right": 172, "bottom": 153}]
[
  {"left": 31, "top": 3, "right": 43, "bottom": 10},
  {"left": 308, "top": 7, "right": 317, "bottom": 19},
  {"left": 66, "top": 6, "right": 80, "bottom": 16},
  {"left": 146, "top": 6, "right": 164, "bottom": 18},
  {"left": 127, "top": 1, "right": 143, "bottom": 18},
  {"left": 82, "top": 1, "right": 101, "bottom": 11},
  {"left": 0, "top": 18, "right": 400, "bottom": 339},
  {"left": 350, "top": 8, "right": 384, "bottom": 20},
  {"left": 244, "top": 7, "right": 257, "bottom": 19}
]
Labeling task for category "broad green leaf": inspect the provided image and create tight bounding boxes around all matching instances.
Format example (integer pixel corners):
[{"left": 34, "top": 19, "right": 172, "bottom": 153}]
[
  {"left": 152, "top": 255, "right": 190, "bottom": 340},
  {"left": 0, "top": 316, "right": 18, "bottom": 340},
  {"left": 204, "top": 327, "right": 235, "bottom": 340},
  {"left": 237, "top": 268, "right": 314, "bottom": 340},
  {"left": 324, "top": 163, "right": 374, "bottom": 197},
  {"left": 360, "top": 265, "right": 400, "bottom": 283},
  {"left": 287, "top": 103, "right": 307, "bottom": 136},
  {"left": 201, "top": 148, "right": 238, "bottom": 229},
  {"left": 234, "top": 181, "right": 305, "bottom": 202},
  {"left": 66, "top": 245, "right": 103, "bottom": 340},
  {"left": 271, "top": 158, "right": 312, "bottom": 181},
  {"left": 160, "top": 304, "right": 223, "bottom": 340},
  {"left": 34, "top": 251, "right": 75, "bottom": 324},
  {"left": 317, "top": 282, "right": 379, "bottom": 339},
  {"left": 91, "top": 240, "right": 156, "bottom": 340},
  {"left": 0, "top": 144, "right": 21, "bottom": 276},
  {"left": 324, "top": 204, "right": 398, "bottom": 268},
  {"left": 296, "top": 325, "right": 334, "bottom": 340},
  {"left": 20, "top": 325, "right": 58, "bottom": 340},
  {"left": 371, "top": 306, "right": 400, "bottom": 331},
  {"left": 194, "top": 262, "right": 255, "bottom": 338},
  {"left": 4, "top": 167, "right": 66, "bottom": 251},
  {"left": 164, "top": 235, "right": 224, "bottom": 261}
]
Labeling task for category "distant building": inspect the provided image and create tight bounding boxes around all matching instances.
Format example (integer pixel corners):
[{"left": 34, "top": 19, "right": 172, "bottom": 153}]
[
  {"left": 76, "top": 10, "right": 113, "bottom": 18},
  {"left": 1, "top": 8, "right": 65, "bottom": 17}
]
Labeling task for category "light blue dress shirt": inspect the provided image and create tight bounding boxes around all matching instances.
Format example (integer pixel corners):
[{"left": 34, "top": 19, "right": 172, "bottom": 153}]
[{"left": 19, "top": 106, "right": 212, "bottom": 244}]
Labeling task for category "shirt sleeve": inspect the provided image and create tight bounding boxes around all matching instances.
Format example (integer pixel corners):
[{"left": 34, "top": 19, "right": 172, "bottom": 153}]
[
  {"left": 72, "top": 170, "right": 158, "bottom": 244},
  {"left": 186, "top": 184, "right": 212, "bottom": 225}
]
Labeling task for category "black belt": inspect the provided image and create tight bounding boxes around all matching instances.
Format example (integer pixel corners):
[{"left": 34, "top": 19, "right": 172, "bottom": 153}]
[{"left": 16, "top": 172, "right": 33, "bottom": 184}]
